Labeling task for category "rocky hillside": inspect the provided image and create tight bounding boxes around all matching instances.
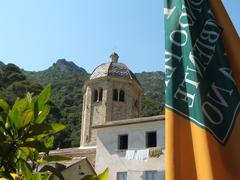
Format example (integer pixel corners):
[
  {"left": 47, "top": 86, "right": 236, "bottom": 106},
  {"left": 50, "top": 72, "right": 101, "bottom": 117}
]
[
  {"left": 135, "top": 71, "right": 165, "bottom": 116},
  {"left": 136, "top": 71, "right": 165, "bottom": 100}
]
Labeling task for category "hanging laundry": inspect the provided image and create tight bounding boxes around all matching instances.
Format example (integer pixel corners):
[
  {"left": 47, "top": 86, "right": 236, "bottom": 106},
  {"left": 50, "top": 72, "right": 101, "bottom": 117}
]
[
  {"left": 125, "top": 150, "right": 135, "bottom": 160},
  {"left": 136, "top": 149, "right": 149, "bottom": 160}
]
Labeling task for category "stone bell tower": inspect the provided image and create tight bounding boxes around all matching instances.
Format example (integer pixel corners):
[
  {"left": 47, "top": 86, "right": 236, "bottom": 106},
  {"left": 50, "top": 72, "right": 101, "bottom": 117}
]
[{"left": 80, "top": 53, "right": 143, "bottom": 147}]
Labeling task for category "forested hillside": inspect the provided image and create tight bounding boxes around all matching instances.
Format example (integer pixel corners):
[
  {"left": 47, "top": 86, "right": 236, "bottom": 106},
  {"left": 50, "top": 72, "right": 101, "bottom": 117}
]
[
  {"left": 135, "top": 71, "right": 165, "bottom": 116},
  {"left": 24, "top": 59, "right": 89, "bottom": 148},
  {"left": 0, "top": 60, "right": 165, "bottom": 148},
  {"left": 0, "top": 63, "right": 42, "bottom": 104},
  {"left": 0, "top": 63, "right": 64, "bottom": 148}
]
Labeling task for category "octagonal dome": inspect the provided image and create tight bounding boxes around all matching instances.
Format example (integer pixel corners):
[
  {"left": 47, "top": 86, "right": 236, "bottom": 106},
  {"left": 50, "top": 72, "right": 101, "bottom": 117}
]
[{"left": 89, "top": 53, "right": 140, "bottom": 85}]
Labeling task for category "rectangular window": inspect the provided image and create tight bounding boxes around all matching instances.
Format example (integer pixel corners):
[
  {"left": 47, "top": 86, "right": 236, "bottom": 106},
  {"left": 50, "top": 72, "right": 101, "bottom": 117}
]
[
  {"left": 99, "top": 88, "right": 103, "bottom": 101},
  {"left": 118, "top": 134, "right": 128, "bottom": 150},
  {"left": 117, "top": 172, "right": 127, "bottom": 180},
  {"left": 113, "top": 89, "right": 118, "bottom": 101},
  {"left": 146, "top": 131, "right": 157, "bottom": 148},
  {"left": 93, "top": 90, "right": 98, "bottom": 102},
  {"left": 119, "top": 90, "right": 125, "bottom": 102},
  {"left": 145, "top": 171, "right": 159, "bottom": 180}
]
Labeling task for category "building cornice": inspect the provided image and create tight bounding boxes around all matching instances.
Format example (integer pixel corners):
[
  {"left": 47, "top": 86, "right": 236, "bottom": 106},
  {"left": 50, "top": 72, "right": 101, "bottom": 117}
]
[{"left": 92, "top": 115, "right": 165, "bottom": 129}]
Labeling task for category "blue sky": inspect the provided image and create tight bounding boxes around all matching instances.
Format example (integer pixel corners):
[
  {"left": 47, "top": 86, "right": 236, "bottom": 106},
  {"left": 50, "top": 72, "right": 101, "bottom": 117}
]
[{"left": 0, "top": 1, "right": 239, "bottom": 73}]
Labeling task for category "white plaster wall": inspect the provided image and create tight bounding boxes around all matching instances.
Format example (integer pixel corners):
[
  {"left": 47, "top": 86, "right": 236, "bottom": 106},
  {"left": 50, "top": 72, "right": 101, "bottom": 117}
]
[{"left": 95, "top": 120, "right": 165, "bottom": 180}]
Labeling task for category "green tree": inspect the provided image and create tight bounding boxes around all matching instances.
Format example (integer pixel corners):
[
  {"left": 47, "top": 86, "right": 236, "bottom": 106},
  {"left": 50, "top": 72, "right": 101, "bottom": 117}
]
[
  {"left": 0, "top": 85, "right": 69, "bottom": 180},
  {"left": 141, "top": 96, "right": 164, "bottom": 117}
]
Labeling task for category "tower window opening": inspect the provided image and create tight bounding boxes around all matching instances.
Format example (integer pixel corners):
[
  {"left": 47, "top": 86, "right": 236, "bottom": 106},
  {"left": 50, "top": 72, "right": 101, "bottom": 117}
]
[
  {"left": 113, "top": 89, "right": 118, "bottom": 101},
  {"left": 94, "top": 90, "right": 98, "bottom": 102},
  {"left": 119, "top": 90, "right": 125, "bottom": 102},
  {"left": 99, "top": 88, "right": 103, "bottom": 101}
]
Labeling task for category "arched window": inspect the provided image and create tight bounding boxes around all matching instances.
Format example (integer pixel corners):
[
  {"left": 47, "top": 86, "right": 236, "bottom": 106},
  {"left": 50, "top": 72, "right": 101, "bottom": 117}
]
[
  {"left": 119, "top": 90, "right": 125, "bottom": 102},
  {"left": 99, "top": 88, "right": 103, "bottom": 101},
  {"left": 113, "top": 89, "right": 118, "bottom": 101},
  {"left": 94, "top": 90, "right": 98, "bottom": 102}
]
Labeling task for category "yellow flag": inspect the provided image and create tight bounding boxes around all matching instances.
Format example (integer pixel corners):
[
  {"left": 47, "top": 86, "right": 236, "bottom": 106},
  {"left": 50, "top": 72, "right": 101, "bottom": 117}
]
[{"left": 165, "top": 0, "right": 240, "bottom": 179}]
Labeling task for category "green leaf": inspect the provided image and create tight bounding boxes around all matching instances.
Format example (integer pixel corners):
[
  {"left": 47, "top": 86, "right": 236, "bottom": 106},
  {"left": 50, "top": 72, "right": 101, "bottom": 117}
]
[
  {"left": 31, "top": 173, "right": 42, "bottom": 180},
  {"left": 18, "top": 159, "right": 32, "bottom": 180},
  {"left": 22, "top": 141, "right": 48, "bottom": 152},
  {"left": 31, "top": 173, "right": 51, "bottom": 180},
  {"left": 12, "top": 98, "right": 28, "bottom": 113},
  {"left": 35, "top": 105, "right": 50, "bottom": 124},
  {"left": 0, "top": 116, "right": 4, "bottom": 124},
  {"left": 15, "top": 110, "right": 33, "bottom": 129},
  {"left": 33, "top": 98, "right": 39, "bottom": 121},
  {"left": 40, "top": 165, "right": 64, "bottom": 180},
  {"left": 0, "top": 99, "right": 9, "bottom": 112},
  {"left": 37, "top": 84, "right": 51, "bottom": 111},
  {"left": 98, "top": 168, "right": 109, "bottom": 180},
  {"left": 18, "top": 147, "right": 36, "bottom": 160},
  {"left": 43, "top": 136, "right": 54, "bottom": 149},
  {"left": 28, "top": 123, "right": 65, "bottom": 137},
  {"left": 26, "top": 92, "right": 33, "bottom": 104},
  {"left": 40, "top": 173, "right": 52, "bottom": 180},
  {"left": 8, "top": 108, "right": 21, "bottom": 128},
  {"left": 8, "top": 97, "right": 31, "bottom": 129},
  {"left": 47, "top": 123, "right": 65, "bottom": 134},
  {"left": 18, "top": 147, "right": 30, "bottom": 159}
]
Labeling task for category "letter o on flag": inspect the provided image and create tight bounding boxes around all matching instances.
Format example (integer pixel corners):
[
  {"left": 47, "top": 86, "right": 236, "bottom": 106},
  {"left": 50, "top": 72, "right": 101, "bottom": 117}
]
[
  {"left": 170, "top": 30, "right": 188, "bottom": 47},
  {"left": 202, "top": 102, "right": 223, "bottom": 125}
]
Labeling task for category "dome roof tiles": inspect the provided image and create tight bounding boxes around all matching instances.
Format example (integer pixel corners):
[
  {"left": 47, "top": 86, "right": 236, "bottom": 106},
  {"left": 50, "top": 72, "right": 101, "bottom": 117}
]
[{"left": 90, "top": 62, "right": 140, "bottom": 85}]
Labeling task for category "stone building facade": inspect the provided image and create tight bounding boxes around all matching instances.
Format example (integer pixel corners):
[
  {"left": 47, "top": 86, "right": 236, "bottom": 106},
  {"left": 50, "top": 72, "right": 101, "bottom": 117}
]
[
  {"left": 48, "top": 53, "right": 166, "bottom": 180},
  {"left": 81, "top": 53, "right": 143, "bottom": 147},
  {"left": 94, "top": 115, "right": 165, "bottom": 180},
  {"left": 79, "top": 53, "right": 165, "bottom": 179}
]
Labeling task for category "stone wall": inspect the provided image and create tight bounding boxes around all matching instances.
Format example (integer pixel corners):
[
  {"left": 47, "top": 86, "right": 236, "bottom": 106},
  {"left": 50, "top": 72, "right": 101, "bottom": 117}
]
[{"left": 81, "top": 77, "right": 142, "bottom": 147}]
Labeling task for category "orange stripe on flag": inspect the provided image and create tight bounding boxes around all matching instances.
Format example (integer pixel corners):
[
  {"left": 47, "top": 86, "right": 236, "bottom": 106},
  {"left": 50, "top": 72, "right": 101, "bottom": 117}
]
[{"left": 166, "top": 110, "right": 240, "bottom": 180}]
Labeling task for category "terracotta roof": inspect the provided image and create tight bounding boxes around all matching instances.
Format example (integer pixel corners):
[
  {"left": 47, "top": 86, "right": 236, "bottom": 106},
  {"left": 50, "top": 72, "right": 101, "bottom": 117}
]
[{"left": 92, "top": 115, "right": 165, "bottom": 128}]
